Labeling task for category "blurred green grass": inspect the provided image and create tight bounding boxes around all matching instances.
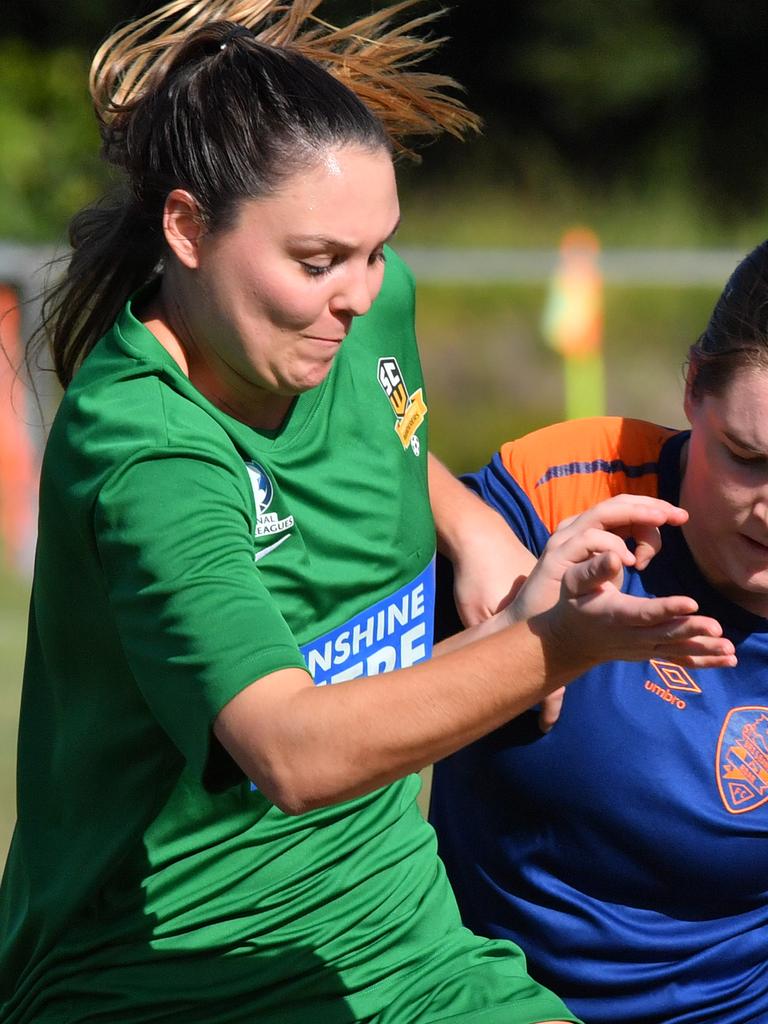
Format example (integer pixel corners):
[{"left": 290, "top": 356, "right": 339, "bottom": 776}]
[
  {"left": 418, "top": 281, "right": 720, "bottom": 472},
  {"left": 397, "top": 180, "right": 767, "bottom": 250},
  {"left": 0, "top": 278, "right": 724, "bottom": 868}
]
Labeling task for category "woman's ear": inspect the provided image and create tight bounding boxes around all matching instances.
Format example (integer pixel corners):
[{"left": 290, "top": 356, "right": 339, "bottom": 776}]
[{"left": 163, "top": 189, "right": 205, "bottom": 269}]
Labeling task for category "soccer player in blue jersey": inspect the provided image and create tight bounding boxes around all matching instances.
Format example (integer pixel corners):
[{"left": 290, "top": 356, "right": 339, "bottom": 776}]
[{"left": 432, "top": 239, "right": 768, "bottom": 1024}]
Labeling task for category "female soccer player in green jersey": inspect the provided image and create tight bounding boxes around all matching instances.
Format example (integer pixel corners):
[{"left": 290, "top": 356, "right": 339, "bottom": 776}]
[{"left": 0, "top": 3, "right": 735, "bottom": 1022}]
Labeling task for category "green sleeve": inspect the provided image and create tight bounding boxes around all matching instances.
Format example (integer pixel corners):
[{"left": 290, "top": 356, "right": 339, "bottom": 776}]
[{"left": 93, "top": 448, "right": 307, "bottom": 779}]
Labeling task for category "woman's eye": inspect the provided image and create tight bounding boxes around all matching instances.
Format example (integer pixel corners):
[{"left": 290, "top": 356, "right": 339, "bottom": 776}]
[
  {"left": 300, "top": 262, "right": 333, "bottom": 278},
  {"left": 728, "top": 448, "right": 765, "bottom": 466},
  {"left": 369, "top": 249, "right": 386, "bottom": 266}
]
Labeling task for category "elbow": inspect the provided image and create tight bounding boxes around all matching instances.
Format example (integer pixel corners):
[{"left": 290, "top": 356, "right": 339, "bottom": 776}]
[
  {"left": 213, "top": 685, "right": 357, "bottom": 814},
  {"left": 271, "top": 791, "right": 324, "bottom": 817},
  {"left": 265, "top": 778, "right": 319, "bottom": 816},
  {"left": 214, "top": 677, "right": 337, "bottom": 814}
]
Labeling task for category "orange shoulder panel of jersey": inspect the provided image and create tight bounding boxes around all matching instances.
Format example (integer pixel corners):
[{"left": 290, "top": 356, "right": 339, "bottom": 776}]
[{"left": 499, "top": 417, "right": 681, "bottom": 533}]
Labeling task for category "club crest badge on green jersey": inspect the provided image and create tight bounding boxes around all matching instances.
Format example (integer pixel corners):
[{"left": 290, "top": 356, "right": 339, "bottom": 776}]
[
  {"left": 377, "top": 356, "right": 426, "bottom": 455},
  {"left": 244, "top": 461, "right": 295, "bottom": 559}
]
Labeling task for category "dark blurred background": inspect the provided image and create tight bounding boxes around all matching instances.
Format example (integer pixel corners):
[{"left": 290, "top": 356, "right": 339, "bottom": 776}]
[{"left": 3, "top": 0, "right": 768, "bottom": 243}]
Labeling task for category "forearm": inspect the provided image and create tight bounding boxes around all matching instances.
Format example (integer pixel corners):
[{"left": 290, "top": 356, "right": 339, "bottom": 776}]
[
  {"left": 216, "top": 496, "right": 736, "bottom": 815},
  {"left": 429, "top": 452, "right": 534, "bottom": 628},
  {"left": 429, "top": 451, "right": 481, "bottom": 559},
  {"left": 432, "top": 600, "right": 518, "bottom": 655},
  {"left": 216, "top": 615, "right": 574, "bottom": 814},
  {"left": 429, "top": 451, "right": 522, "bottom": 561}
]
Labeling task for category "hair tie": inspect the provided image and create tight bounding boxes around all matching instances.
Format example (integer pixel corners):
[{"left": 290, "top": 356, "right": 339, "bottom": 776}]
[{"left": 219, "top": 25, "right": 254, "bottom": 51}]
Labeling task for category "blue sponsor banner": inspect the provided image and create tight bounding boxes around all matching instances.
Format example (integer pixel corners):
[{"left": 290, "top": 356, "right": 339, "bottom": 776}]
[
  {"left": 249, "top": 560, "right": 435, "bottom": 789},
  {"left": 301, "top": 559, "right": 435, "bottom": 686}
]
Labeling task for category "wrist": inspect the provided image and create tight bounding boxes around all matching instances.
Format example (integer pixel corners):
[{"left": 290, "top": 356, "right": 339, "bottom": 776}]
[{"left": 527, "top": 603, "right": 599, "bottom": 688}]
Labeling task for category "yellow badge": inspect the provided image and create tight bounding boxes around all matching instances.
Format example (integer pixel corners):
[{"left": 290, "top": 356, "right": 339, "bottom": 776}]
[{"left": 377, "top": 357, "right": 427, "bottom": 454}]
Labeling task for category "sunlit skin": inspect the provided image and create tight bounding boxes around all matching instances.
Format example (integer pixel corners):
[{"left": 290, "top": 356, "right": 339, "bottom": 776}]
[
  {"left": 681, "top": 364, "right": 768, "bottom": 616},
  {"left": 142, "top": 145, "right": 400, "bottom": 430}
]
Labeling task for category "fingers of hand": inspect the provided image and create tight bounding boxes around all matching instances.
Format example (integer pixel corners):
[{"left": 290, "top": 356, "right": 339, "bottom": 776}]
[
  {"left": 630, "top": 524, "right": 662, "bottom": 570},
  {"left": 628, "top": 609, "right": 735, "bottom": 660},
  {"left": 549, "top": 525, "right": 634, "bottom": 568},
  {"left": 537, "top": 687, "right": 565, "bottom": 733},
  {"left": 562, "top": 550, "right": 625, "bottom": 597},
  {"left": 555, "top": 494, "right": 687, "bottom": 540},
  {"left": 599, "top": 592, "right": 702, "bottom": 625},
  {"left": 662, "top": 649, "right": 739, "bottom": 668}
]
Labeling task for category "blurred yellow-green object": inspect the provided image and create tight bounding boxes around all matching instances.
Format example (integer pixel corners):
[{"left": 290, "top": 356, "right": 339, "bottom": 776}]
[
  {"left": 0, "top": 564, "right": 29, "bottom": 868},
  {"left": 541, "top": 227, "right": 605, "bottom": 420}
]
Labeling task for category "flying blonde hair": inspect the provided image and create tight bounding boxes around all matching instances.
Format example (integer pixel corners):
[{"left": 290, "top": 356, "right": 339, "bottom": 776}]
[{"left": 90, "top": 0, "right": 480, "bottom": 157}]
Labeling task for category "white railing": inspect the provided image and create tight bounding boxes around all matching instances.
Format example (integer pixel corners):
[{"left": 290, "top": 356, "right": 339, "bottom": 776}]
[{"left": 0, "top": 241, "right": 746, "bottom": 305}]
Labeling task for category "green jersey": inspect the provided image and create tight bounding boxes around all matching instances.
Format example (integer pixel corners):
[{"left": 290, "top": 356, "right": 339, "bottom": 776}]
[{"left": 0, "top": 251, "right": 578, "bottom": 1024}]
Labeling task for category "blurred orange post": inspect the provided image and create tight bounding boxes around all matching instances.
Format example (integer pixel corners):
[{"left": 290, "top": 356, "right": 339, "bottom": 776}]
[
  {"left": 0, "top": 285, "right": 39, "bottom": 576},
  {"left": 541, "top": 227, "right": 605, "bottom": 419}
]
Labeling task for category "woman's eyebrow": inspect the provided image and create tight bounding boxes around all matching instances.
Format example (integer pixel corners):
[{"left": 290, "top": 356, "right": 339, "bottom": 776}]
[
  {"left": 286, "top": 217, "right": 402, "bottom": 250},
  {"left": 723, "top": 429, "right": 768, "bottom": 455}
]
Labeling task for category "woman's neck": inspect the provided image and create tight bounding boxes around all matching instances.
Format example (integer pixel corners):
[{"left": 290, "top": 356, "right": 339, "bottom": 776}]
[{"left": 139, "top": 284, "right": 293, "bottom": 431}]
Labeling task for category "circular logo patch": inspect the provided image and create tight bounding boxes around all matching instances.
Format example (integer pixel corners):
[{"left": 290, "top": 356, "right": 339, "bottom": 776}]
[{"left": 245, "top": 461, "right": 273, "bottom": 516}]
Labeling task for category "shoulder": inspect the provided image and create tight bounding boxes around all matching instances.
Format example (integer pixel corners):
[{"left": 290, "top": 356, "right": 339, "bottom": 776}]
[
  {"left": 500, "top": 417, "right": 677, "bottom": 478},
  {"left": 498, "top": 416, "right": 681, "bottom": 531},
  {"left": 500, "top": 416, "right": 678, "bottom": 491},
  {"left": 57, "top": 366, "right": 235, "bottom": 458},
  {"left": 46, "top": 352, "right": 246, "bottom": 519}
]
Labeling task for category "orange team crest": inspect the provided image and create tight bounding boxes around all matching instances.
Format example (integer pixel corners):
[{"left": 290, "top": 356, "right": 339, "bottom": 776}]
[
  {"left": 377, "top": 356, "right": 427, "bottom": 454},
  {"left": 716, "top": 707, "right": 768, "bottom": 814}
]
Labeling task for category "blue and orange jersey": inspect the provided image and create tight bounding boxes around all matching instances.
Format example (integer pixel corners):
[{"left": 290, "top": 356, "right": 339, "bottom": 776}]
[
  {"left": 431, "top": 416, "right": 768, "bottom": 1024},
  {"left": 498, "top": 416, "right": 678, "bottom": 531},
  {"left": 455, "top": 416, "right": 680, "bottom": 565}
]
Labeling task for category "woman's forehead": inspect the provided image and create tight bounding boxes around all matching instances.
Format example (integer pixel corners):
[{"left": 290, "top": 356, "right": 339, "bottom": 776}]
[
  {"left": 698, "top": 364, "right": 768, "bottom": 437},
  {"left": 231, "top": 145, "right": 398, "bottom": 235}
]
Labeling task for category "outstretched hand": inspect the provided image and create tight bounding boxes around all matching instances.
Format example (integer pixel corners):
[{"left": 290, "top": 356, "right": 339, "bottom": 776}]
[{"left": 512, "top": 494, "right": 737, "bottom": 675}]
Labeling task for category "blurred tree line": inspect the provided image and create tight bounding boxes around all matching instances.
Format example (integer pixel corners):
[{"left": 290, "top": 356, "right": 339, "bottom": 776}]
[{"left": 2, "top": 0, "right": 768, "bottom": 241}]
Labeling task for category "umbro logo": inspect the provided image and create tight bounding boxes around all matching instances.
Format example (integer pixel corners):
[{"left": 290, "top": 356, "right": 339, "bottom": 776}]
[{"left": 643, "top": 659, "right": 701, "bottom": 710}]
